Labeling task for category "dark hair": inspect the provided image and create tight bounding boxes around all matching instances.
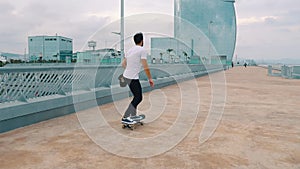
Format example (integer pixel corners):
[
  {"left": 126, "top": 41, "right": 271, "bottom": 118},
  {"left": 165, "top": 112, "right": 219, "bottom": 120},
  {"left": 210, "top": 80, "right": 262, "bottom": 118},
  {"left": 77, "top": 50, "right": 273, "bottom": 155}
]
[{"left": 133, "top": 32, "right": 143, "bottom": 44}]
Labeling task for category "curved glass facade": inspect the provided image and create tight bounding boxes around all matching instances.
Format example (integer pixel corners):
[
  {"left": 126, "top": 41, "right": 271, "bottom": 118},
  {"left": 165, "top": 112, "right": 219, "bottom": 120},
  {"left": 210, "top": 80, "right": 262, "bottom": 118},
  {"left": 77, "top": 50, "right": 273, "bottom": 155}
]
[{"left": 174, "top": 0, "right": 236, "bottom": 64}]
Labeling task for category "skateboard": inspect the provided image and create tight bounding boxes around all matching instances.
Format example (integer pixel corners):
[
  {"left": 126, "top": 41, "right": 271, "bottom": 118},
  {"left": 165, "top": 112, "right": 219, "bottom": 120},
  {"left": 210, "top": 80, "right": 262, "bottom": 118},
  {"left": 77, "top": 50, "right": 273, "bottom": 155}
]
[{"left": 122, "top": 114, "right": 145, "bottom": 130}]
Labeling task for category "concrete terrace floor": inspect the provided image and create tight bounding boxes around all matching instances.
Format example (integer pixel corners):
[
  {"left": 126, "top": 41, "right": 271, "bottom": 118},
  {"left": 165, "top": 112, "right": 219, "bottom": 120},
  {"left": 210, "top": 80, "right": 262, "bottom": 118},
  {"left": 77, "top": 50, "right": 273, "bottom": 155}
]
[{"left": 0, "top": 66, "right": 300, "bottom": 169}]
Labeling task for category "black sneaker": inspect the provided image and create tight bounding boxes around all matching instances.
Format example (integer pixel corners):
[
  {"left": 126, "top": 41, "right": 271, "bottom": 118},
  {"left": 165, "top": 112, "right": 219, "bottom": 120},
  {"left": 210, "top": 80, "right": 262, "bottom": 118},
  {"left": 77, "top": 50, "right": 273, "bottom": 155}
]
[{"left": 121, "top": 117, "right": 136, "bottom": 124}]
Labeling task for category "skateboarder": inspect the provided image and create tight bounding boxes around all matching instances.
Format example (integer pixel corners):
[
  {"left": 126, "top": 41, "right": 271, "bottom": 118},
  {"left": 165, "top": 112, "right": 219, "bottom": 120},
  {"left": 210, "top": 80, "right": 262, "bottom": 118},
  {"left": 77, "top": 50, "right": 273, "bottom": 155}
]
[{"left": 121, "top": 32, "right": 154, "bottom": 124}]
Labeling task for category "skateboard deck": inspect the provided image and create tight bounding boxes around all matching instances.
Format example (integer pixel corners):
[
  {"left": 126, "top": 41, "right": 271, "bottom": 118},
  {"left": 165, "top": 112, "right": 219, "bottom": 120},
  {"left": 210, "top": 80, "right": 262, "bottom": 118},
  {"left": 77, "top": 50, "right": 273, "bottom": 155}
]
[{"left": 122, "top": 114, "right": 145, "bottom": 130}]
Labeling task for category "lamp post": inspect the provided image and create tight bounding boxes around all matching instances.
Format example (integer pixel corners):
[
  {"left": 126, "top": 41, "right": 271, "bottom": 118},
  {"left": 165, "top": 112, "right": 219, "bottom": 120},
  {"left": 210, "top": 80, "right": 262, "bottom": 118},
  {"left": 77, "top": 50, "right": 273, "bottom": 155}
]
[
  {"left": 208, "top": 20, "right": 213, "bottom": 64},
  {"left": 120, "top": 0, "right": 124, "bottom": 59},
  {"left": 112, "top": 0, "right": 124, "bottom": 59},
  {"left": 112, "top": 32, "right": 121, "bottom": 57}
]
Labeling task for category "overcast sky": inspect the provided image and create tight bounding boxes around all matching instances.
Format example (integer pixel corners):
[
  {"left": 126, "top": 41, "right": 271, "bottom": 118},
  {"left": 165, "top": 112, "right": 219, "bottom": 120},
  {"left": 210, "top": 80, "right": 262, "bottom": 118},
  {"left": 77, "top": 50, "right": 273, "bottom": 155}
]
[{"left": 0, "top": 0, "right": 299, "bottom": 61}]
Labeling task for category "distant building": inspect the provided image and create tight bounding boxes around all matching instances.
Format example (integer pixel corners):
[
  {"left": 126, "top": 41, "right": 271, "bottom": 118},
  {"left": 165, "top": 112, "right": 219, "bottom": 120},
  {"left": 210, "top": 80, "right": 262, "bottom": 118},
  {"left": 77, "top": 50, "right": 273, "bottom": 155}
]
[
  {"left": 174, "top": 0, "right": 237, "bottom": 65},
  {"left": 76, "top": 48, "right": 121, "bottom": 64},
  {"left": 28, "top": 35, "right": 73, "bottom": 61},
  {"left": 0, "top": 56, "right": 7, "bottom": 63},
  {"left": 235, "top": 59, "right": 257, "bottom": 66},
  {"left": 0, "top": 52, "right": 23, "bottom": 61},
  {"left": 150, "top": 0, "right": 236, "bottom": 65},
  {"left": 245, "top": 59, "right": 257, "bottom": 66}
]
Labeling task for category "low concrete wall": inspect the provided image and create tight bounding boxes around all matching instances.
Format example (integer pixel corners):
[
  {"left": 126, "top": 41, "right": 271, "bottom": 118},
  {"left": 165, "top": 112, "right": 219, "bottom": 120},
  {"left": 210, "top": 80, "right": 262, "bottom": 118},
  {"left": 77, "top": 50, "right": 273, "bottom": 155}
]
[
  {"left": 267, "top": 65, "right": 281, "bottom": 77},
  {"left": 263, "top": 65, "right": 300, "bottom": 79},
  {"left": 281, "top": 65, "right": 292, "bottom": 78},
  {"left": 0, "top": 64, "right": 223, "bottom": 133},
  {"left": 292, "top": 66, "right": 300, "bottom": 79}
]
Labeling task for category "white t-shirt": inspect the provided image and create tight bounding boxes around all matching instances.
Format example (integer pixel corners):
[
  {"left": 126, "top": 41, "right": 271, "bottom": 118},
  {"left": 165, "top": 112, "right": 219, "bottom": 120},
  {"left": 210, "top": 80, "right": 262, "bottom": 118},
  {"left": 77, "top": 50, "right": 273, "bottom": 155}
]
[{"left": 123, "top": 46, "right": 147, "bottom": 79}]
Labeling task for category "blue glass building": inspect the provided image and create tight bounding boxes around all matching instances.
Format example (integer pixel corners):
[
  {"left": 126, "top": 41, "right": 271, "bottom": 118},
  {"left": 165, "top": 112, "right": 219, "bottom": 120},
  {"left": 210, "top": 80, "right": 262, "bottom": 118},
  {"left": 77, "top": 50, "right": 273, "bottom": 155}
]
[
  {"left": 28, "top": 35, "right": 73, "bottom": 61},
  {"left": 174, "top": 0, "right": 237, "bottom": 64}
]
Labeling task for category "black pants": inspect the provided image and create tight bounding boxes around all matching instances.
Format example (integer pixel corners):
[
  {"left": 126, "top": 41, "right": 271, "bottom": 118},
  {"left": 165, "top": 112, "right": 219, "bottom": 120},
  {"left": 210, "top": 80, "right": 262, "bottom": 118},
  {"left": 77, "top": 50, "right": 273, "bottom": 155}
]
[{"left": 123, "top": 78, "right": 143, "bottom": 118}]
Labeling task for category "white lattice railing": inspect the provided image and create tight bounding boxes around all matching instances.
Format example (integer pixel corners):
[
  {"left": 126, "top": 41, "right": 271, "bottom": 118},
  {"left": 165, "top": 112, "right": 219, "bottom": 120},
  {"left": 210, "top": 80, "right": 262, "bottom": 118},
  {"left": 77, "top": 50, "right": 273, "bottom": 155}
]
[
  {"left": 0, "top": 65, "right": 121, "bottom": 103},
  {"left": 0, "top": 64, "right": 223, "bottom": 103}
]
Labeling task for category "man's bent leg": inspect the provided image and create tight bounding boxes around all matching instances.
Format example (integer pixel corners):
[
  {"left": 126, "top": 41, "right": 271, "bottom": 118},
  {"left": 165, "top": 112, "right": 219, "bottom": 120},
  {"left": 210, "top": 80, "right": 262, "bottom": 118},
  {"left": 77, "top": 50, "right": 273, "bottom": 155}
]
[
  {"left": 123, "top": 79, "right": 142, "bottom": 118},
  {"left": 123, "top": 104, "right": 136, "bottom": 118}
]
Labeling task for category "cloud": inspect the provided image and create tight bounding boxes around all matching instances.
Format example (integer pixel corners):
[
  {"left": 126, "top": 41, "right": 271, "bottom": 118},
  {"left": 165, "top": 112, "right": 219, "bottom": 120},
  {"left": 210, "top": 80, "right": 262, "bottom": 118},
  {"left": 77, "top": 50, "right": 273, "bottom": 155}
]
[
  {"left": 238, "top": 16, "right": 278, "bottom": 25},
  {"left": 0, "top": 0, "right": 174, "bottom": 54},
  {"left": 0, "top": 1, "right": 115, "bottom": 53},
  {"left": 0, "top": 2, "right": 14, "bottom": 14},
  {"left": 235, "top": 0, "right": 300, "bottom": 60}
]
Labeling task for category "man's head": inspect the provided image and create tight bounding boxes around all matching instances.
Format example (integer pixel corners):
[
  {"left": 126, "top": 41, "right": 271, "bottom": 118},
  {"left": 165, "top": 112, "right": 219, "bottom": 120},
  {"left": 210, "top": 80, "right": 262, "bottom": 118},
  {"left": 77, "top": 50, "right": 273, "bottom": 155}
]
[{"left": 134, "top": 32, "right": 143, "bottom": 46}]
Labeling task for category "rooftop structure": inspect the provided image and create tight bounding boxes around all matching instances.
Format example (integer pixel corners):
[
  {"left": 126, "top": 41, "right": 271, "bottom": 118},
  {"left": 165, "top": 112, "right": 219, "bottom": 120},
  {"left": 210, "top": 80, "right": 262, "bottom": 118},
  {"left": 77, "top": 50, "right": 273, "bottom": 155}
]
[
  {"left": 28, "top": 35, "right": 73, "bottom": 61},
  {"left": 76, "top": 48, "right": 121, "bottom": 64}
]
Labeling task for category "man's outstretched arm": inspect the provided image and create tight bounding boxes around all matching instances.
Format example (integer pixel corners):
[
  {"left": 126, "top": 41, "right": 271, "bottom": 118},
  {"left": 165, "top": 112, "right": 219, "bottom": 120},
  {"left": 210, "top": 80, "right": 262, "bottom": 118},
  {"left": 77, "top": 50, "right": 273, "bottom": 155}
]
[
  {"left": 122, "top": 58, "right": 127, "bottom": 68},
  {"left": 141, "top": 59, "right": 154, "bottom": 87}
]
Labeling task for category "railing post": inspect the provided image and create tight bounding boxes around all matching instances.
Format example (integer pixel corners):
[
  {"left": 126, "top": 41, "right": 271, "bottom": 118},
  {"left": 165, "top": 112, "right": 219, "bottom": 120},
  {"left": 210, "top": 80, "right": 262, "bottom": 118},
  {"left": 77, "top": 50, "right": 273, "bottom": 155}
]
[{"left": 268, "top": 65, "right": 272, "bottom": 76}]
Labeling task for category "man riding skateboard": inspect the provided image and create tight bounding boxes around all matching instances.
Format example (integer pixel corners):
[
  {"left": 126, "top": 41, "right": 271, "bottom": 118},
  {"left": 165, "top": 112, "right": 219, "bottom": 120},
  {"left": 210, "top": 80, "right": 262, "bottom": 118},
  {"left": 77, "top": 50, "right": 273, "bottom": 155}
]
[{"left": 121, "top": 32, "right": 154, "bottom": 124}]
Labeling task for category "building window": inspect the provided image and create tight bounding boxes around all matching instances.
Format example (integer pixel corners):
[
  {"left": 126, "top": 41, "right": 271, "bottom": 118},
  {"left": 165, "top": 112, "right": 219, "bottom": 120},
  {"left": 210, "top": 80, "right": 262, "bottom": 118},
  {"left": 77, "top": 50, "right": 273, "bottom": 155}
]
[
  {"left": 45, "top": 38, "right": 57, "bottom": 41},
  {"left": 83, "top": 59, "right": 91, "bottom": 63}
]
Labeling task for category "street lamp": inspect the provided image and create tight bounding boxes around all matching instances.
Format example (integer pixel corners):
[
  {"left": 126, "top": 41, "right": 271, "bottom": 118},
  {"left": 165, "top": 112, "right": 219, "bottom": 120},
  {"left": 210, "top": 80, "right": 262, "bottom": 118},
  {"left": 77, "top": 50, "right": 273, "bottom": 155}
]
[
  {"left": 112, "top": 32, "right": 121, "bottom": 36},
  {"left": 208, "top": 20, "right": 213, "bottom": 64},
  {"left": 111, "top": 31, "right": 121, "bottom": 57},
  {"left": 121, "top": 0, "right": 124, "bottom": 59},
  {"left": 112, "top": 0, "right": 124, "bottom": 59}
]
